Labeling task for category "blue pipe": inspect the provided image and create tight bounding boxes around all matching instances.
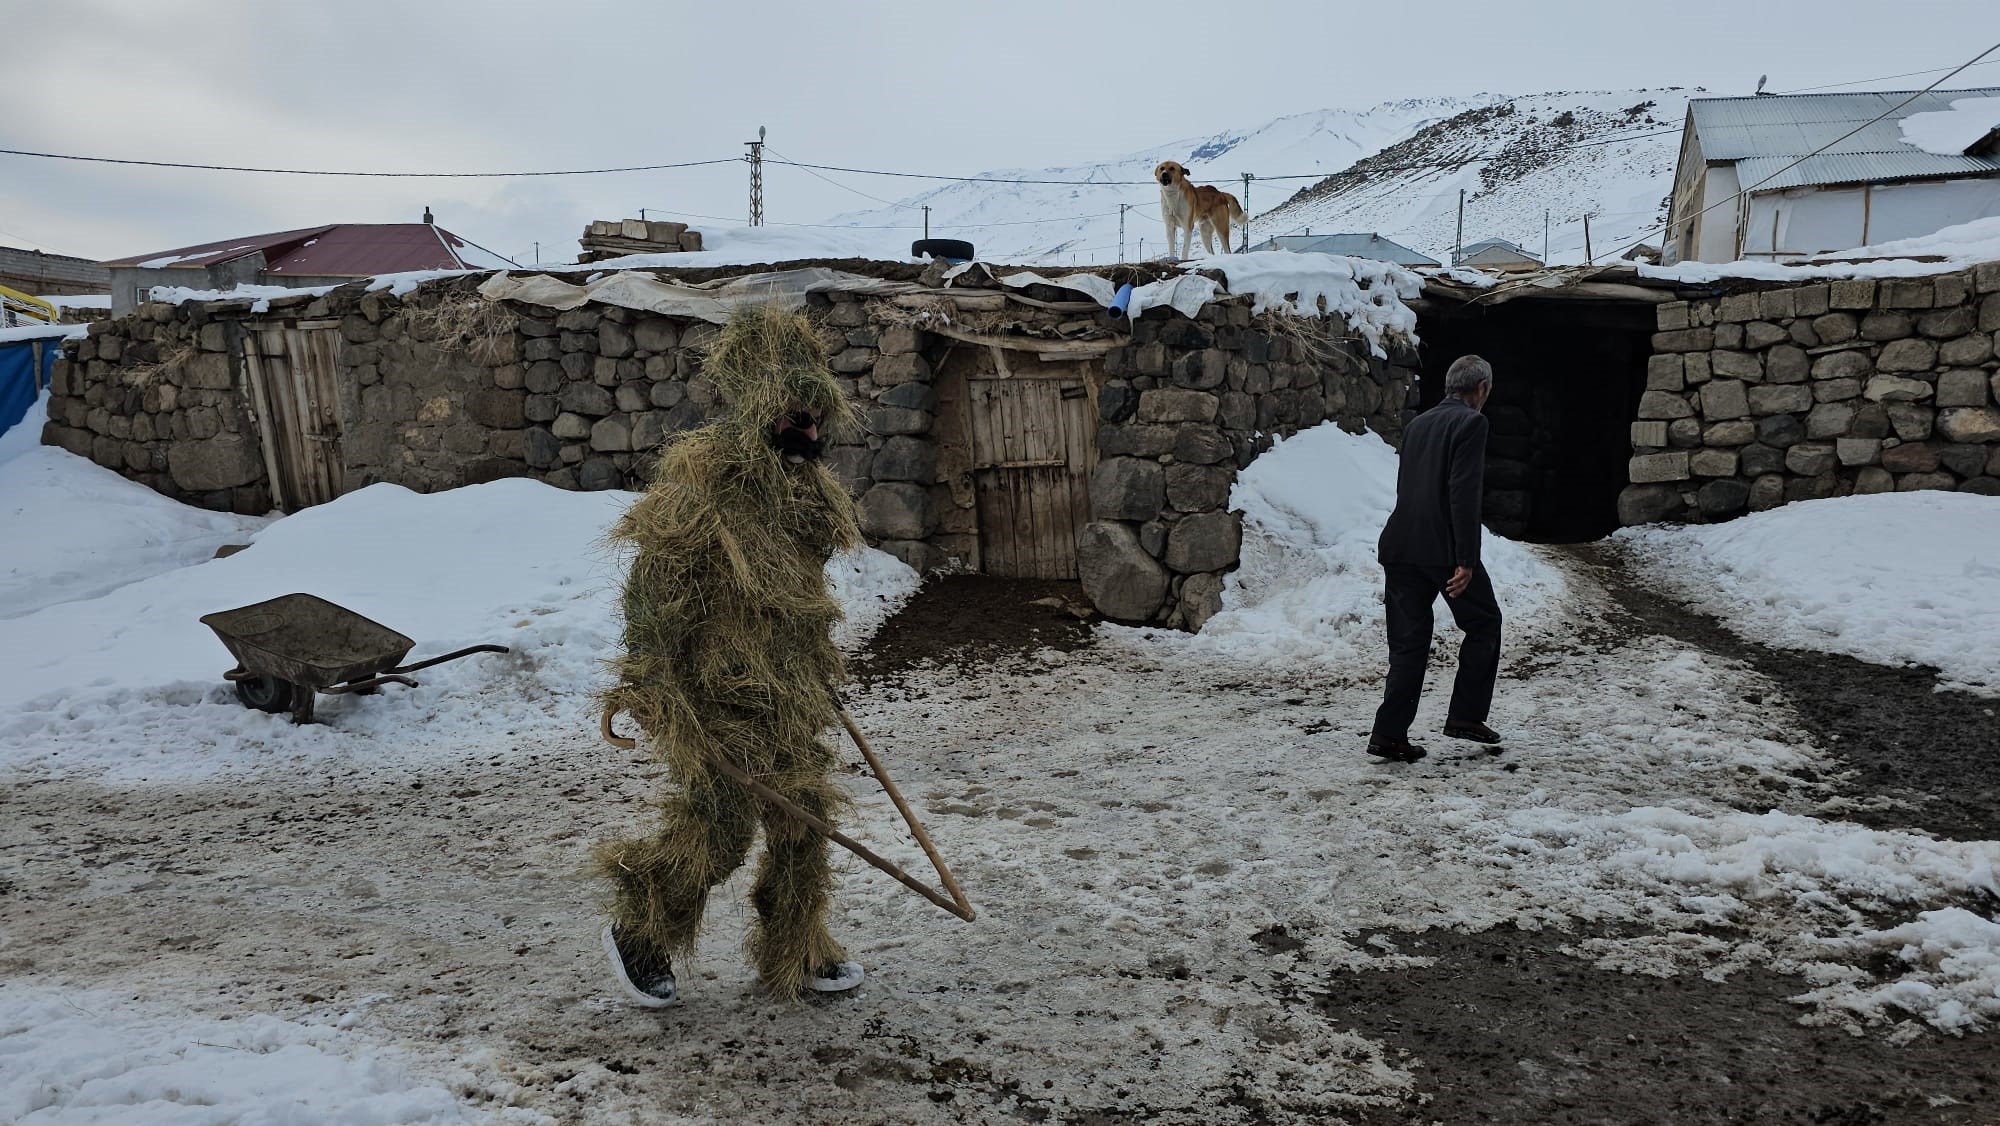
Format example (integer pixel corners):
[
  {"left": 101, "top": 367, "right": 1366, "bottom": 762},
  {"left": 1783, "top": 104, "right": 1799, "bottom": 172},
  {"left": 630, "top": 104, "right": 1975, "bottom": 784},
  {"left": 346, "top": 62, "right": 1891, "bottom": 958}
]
[{"left": 1108, "top": 283, "right": 1135, "bottom": 319}]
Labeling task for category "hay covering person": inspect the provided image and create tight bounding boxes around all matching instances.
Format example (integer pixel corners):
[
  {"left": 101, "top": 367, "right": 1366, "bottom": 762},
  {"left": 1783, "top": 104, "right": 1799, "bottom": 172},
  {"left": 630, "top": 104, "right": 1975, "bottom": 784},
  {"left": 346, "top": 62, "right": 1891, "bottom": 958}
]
[{"left": 597, "top": 302, "right": 866, "bottom": 1005}]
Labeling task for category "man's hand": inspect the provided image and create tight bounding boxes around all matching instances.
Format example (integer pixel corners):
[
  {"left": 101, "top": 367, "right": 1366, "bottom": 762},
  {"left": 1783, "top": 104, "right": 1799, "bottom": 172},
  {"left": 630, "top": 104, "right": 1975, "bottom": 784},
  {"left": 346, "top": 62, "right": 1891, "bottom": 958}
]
[{"left": 1446, "top": 565, "right": 1473, "bottom": 599}]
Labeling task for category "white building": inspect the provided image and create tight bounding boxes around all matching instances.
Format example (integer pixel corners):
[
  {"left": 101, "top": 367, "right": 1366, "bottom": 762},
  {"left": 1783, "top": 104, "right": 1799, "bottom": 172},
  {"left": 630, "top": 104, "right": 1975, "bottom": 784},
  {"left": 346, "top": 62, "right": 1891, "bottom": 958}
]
[{"left": 1664, "top": 88, "right": 2000, "bottom": 264}]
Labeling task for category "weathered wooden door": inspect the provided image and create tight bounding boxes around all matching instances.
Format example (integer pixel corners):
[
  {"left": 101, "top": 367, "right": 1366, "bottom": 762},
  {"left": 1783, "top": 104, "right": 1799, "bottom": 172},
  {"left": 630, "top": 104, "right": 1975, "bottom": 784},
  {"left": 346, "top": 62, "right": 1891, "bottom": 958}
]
[
  {"left": 240, "top": 320, "right": 346, "bottom": 511},
  {"left": 965, "top": 367, "right": 1096, "bottom": 579}
]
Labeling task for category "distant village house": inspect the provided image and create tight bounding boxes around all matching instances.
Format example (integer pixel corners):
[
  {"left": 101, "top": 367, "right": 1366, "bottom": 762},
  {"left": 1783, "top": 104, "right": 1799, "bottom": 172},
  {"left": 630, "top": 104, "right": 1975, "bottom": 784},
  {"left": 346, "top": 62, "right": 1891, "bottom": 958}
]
[
  {"left": 1247, "top": 231, "right": 1441, "bottom": 267},
  {"left": 1455, "top": 238, "right": 1543, "bottom": 271},
  {"left": 1663, "top": 87, "right": 2000, "bottom": 264},
  {"left": 101, "top": 215, "right": 516, "bottom": 316}
]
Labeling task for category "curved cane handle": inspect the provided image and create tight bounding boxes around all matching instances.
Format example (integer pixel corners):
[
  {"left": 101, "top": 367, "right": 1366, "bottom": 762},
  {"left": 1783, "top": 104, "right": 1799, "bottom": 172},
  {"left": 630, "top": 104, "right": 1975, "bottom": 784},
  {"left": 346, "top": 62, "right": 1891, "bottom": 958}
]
[{"left": 600, "top": 706, "right": 638, "bottom": 750}]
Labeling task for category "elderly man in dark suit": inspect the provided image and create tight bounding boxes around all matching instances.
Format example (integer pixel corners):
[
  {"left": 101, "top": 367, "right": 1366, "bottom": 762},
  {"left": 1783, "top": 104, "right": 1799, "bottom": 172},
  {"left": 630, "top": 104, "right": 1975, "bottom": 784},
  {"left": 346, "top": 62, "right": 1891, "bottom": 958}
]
[{"left": 1368, "top": 354, "right": 1504, "bottom": 763}]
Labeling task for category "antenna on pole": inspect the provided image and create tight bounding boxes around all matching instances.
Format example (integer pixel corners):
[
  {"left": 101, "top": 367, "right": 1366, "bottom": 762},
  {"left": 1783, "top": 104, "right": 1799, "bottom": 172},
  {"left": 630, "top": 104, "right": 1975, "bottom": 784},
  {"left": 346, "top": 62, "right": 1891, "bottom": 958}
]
[
  {"left": 1454, "top": 189, "right": 1466, "bottom": 265},
  {"left": 1239, "top": 173, "right": 1253, "bottom": 253},
  {"left": 747, "top": 126, "right": 766, "bottom": 227}
]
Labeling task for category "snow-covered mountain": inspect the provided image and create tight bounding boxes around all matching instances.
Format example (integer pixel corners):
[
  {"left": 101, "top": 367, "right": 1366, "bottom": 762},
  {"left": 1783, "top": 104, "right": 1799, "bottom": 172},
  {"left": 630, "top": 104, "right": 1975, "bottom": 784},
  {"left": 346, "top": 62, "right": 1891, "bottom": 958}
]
[{"left": 820, "top": 89, "right": 1693, "bottom": 267}]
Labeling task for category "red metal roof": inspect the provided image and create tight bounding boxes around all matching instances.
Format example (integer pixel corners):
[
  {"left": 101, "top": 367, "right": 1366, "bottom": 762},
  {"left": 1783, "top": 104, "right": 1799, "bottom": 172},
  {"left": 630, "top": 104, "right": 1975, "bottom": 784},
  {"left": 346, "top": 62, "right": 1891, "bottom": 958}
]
[{"left": 103, "top": 224, "right": 508, "bottom": 275}]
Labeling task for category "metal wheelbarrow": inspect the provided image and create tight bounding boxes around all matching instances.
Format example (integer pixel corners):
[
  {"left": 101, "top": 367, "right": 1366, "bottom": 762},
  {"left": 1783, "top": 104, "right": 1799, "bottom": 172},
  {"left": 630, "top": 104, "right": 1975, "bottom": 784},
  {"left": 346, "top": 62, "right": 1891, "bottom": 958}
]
[{"left": 200, "top": 593, "right": 510, "bottom": 724}]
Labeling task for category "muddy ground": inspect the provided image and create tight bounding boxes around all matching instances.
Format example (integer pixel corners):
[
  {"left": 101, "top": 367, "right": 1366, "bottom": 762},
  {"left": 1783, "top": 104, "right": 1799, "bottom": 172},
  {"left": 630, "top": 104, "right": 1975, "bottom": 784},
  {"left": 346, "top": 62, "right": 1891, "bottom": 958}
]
[{"left": 4, "top": 564, "right": 1995, "bottom": 1124}]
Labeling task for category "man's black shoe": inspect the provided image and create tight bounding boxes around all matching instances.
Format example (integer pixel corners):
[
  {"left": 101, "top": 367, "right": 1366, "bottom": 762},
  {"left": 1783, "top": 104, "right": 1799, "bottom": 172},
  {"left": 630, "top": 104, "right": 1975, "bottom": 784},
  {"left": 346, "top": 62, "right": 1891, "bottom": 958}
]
[
  {"left": 1366, "top": 735, "right": 1427, "bottom": 763},
  {"left": 1443, "top": 719, "right": 1503, "bottom": 745}
]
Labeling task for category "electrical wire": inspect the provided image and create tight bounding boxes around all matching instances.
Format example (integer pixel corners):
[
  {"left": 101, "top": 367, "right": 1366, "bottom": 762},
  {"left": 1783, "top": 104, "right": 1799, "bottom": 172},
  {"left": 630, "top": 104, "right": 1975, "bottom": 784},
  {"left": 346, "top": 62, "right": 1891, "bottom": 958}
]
[
  {"left": 1775, "top": 57, "right": 2000, "bottom": 95},
  {"left": 0, "top": 148, "right": 742, "bottom": 178}
]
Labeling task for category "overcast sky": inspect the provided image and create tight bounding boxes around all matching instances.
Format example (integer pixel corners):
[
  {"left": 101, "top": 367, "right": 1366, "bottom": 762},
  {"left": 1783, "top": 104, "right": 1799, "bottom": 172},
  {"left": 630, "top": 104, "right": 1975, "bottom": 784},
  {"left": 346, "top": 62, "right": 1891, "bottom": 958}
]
[{"left": 3, "top": 0, "right": 1996, "bottom": 265}]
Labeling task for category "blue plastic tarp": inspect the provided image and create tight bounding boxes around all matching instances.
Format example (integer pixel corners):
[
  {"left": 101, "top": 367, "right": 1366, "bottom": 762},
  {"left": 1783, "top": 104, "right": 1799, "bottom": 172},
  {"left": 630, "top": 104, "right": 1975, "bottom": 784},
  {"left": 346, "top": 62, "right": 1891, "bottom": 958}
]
[{"left": 0, "top": 338, "right": 54, "bottom": 441}]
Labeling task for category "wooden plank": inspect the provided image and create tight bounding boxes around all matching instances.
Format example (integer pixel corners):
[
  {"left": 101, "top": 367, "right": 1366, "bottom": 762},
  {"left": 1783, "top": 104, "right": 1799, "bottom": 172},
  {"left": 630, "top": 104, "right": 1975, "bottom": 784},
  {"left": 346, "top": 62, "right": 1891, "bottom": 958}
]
[
  {"left": 239, "top": 336, "right": 288, "bottom": 512},
  {"left": 1023, "top": 384, "right": 1061, "bottom": 579},
  {"left": 975, "top": 468, "right": 1014, "bottom": 576},
  {"left": 260, "top": 328, "right": 307, "bottom": 511}
]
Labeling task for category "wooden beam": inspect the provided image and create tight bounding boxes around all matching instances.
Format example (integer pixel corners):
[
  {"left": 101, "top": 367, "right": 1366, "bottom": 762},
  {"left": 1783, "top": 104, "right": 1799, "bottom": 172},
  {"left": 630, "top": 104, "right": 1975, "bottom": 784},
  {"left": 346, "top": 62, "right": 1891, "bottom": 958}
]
[{"left": 926, "top": 322, "right": 1120, "bottom": 358}]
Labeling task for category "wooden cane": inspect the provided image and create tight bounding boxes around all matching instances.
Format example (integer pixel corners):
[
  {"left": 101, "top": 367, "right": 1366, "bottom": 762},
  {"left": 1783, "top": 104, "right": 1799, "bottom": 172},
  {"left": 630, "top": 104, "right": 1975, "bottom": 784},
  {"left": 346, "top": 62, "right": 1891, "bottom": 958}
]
[
  {"left": 836, "top": 709, "right": 974, "bottom": 922},
  {"left": 600, "top": 707, "right": 976, "bottom": 922}
]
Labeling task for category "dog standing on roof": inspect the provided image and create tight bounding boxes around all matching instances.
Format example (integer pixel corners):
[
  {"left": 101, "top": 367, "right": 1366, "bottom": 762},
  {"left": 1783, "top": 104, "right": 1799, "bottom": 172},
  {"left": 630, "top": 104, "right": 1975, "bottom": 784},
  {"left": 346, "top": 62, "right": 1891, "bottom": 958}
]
[{"left": 1154, "top": 160, "right": 1246, "bottom": 258}]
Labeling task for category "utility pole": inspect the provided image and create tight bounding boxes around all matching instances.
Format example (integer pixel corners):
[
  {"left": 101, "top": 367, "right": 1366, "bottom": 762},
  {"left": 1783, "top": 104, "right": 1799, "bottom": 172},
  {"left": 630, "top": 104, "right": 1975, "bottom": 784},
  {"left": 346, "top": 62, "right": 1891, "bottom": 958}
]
[
  {"left": 533, "top": 241, "right": 540, "bottom": 265},
  {"left": 1454, "top": 189, "right": 1466, "bottom": 265},
  {"left": 1544, "top": 210, "right": 1550, "bottom": 264},
  {"left": 1239, "top": 173, "right": 1254, "bottom": 252},
  {"left": 1139, "top": 236, "right": 1145, "bottom": 259},
  {"left": 639, "top": 208, "right": 647, "bottom": 222},
  {"left": 746, "top": 125, "right": 766, "bottom": 227},
  {"left": 922, "top": 205, "right": 931, "bottom": 241},
  {"left": 1118, "top": 203, "right": 1129, "bottom": 261},
  {"left": 1583, "top": 212, "right": 1595, "bottom": 265}
]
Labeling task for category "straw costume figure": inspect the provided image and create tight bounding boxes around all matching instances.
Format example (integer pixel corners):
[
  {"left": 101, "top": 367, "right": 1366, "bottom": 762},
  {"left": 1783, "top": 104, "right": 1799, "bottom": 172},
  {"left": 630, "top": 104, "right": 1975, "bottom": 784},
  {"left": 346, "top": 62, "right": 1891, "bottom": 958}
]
[{"left": 596, "top": 303, "right": 865, "bottom": 1005}]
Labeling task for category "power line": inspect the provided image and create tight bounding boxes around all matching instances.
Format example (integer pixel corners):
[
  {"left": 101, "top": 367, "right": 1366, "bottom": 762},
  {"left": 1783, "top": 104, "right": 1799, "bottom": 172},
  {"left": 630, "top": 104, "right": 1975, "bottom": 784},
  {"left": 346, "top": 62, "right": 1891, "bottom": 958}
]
[
  {"left": 1775, "top": 57, "right": 2000, "bottom": 95},
  {"left": 759, "top": 127, "right": 1683, "bottom": 188},
  {"left": 764, "top": 145, "right": 905, "bottom": 208},
  {"left": 0, "top": 147, "right": 741, "bottom": 178}
]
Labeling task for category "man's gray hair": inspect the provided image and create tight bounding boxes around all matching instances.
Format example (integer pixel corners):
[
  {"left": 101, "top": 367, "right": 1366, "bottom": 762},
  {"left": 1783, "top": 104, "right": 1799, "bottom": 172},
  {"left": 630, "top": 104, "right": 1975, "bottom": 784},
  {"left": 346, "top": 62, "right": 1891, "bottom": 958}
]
[{"left": 1445, "top": 354, "right": 1494, "bottom": 393}]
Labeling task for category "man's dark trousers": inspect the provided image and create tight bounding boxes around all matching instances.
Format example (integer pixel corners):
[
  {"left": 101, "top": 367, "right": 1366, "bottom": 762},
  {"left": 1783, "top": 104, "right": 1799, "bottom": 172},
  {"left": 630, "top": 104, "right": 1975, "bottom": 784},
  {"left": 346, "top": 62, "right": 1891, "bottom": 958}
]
[{"left": 1372, "top": 562, "right": 1502, "bottom": 740}]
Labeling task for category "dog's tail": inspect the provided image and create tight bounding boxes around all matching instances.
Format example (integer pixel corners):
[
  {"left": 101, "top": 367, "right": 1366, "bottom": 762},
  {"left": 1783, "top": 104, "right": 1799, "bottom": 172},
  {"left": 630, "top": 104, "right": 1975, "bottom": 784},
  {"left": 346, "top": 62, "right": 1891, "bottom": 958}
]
[{"left": 1229, "top": 195, "right": 1247, "bottom": 223}]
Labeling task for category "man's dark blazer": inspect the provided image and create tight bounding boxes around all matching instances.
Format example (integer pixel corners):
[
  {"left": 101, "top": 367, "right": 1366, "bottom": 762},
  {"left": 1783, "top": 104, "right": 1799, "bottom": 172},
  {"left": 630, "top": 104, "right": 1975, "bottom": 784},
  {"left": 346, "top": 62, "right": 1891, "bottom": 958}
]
[{"left": 1377, "top": 396, "right": 1489, "bottom": 570}]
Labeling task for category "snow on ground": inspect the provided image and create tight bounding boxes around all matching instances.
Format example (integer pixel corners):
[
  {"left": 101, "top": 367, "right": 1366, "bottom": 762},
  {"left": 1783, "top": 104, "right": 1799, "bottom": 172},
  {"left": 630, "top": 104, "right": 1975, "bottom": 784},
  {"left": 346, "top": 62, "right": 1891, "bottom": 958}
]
[
  {"left": 1149, "top": 423, "right": 1566, "bottom": 667},
  {"left": 0, "top": 985, "right": 549, "bottom": 1125},
  {"left": 1898, "top": 96, "right": 2000, "bottom": 156},
  {"left": 0, "top": 460, "right": 918, "bottom": 781},
  {"left": 3, "top": 429, "right": 1998, "bottom": 1119},
  {"left": 1617, "top": 492, "right": 2000, "bottom": 695},
  {"left": 1, "top": 395, "right": 271, "bottom": 619}
]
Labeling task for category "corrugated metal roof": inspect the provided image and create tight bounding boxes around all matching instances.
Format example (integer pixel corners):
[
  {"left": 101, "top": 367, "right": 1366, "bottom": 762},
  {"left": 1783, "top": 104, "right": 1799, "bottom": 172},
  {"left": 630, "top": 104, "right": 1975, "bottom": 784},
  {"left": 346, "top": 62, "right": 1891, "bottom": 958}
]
[
  {"left": 101, "top": 226, "right": 335, "bottom": 268},
  {"left": 105, "top": 223, "right": 506, "bottom": 274},
  {"left": 1690, "top": 88, "right": 2000, "bottom": 189},
  {"left": 1733, "top": 151, "right": 2000, "bottom": 191}
]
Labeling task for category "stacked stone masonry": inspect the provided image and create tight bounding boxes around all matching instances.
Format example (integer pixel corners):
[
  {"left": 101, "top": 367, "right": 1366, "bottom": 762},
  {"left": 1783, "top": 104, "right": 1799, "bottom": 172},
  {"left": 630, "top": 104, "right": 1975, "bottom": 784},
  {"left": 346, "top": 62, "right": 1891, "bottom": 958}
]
[
  {"left": 1620, "top": 263, "right": 2000, "bottom": 524},
  {"left": 41, "top": 271, "right": 1414, "bottom": 628}
]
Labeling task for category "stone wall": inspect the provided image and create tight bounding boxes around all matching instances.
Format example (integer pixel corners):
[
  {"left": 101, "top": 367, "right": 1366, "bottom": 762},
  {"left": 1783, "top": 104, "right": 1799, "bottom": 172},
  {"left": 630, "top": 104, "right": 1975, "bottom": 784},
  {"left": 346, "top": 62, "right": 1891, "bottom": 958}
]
[
  {"left": 1620, "top": 263, "right": 2000, "bottom": 523},
  {"left": 43, "top": 300, "right": 272, "bottom": 514},
  {"left": 43, "top": 269, "right": 1412, "bottom": 627},
  {"left": 1080, "top": 301, "right": 1417, "bottom": 629}
]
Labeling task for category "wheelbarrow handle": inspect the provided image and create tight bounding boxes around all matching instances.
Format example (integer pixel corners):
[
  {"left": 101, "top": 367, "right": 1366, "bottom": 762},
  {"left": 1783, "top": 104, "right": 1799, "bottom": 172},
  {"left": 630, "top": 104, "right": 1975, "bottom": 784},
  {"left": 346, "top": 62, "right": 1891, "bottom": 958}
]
[
  {"left": 322, "top": 674, "right": 419, "bottom": 695},
  {"left": 386, "top": 644, "right": 510, "bottom": 675}
]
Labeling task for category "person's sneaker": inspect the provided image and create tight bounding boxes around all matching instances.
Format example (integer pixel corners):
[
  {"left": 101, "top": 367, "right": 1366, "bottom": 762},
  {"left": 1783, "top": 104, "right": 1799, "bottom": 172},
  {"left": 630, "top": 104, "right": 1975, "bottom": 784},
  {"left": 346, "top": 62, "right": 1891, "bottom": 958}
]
[
  {"left": 601, "top": 924, "right": 678, "bottom": 1008},
  {"left": 1366, "top": 734, "right": 1427, "bottom": 763},
  {"left": 806, "top": 960, "right": 865, "bottom": 993},
  {"left": 1443, "top": 719, "right": 1503, "bottom": 745}
]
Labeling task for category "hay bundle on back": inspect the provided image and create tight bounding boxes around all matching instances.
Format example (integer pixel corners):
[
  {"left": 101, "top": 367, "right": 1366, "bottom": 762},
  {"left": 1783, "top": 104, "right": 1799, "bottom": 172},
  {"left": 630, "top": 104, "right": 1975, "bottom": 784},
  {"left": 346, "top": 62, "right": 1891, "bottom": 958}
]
[{"left": 595, "top": 302, "right": 864, "bottom": 998}]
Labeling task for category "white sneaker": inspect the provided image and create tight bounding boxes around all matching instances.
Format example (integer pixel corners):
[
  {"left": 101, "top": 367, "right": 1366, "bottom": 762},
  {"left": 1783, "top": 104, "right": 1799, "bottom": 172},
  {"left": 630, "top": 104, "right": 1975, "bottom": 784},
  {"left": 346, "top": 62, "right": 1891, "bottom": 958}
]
[
  {"left": 601, "top": 924, "right": 679, "bottom": 1008},
  {"left": 807, "top": 960, "right": 865, "bottom": 993}
]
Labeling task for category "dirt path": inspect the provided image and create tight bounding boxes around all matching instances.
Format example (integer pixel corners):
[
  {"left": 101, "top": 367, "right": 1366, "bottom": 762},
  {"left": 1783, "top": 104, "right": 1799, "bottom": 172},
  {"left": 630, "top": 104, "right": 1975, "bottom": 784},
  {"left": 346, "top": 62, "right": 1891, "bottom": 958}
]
[
  {"left": 3, "top": 568, "right": 1994, "bottom": 1124},
  {"left": 1569, "top": 543, "right": 2000, "bottom": 842}
]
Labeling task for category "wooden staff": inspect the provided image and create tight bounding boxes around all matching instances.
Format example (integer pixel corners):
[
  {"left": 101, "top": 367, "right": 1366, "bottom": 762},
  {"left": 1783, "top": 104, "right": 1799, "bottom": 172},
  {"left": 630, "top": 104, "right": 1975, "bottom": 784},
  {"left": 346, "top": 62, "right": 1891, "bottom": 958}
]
[{"left": 600, "top": 708, "right": 976, "bottom": 922}]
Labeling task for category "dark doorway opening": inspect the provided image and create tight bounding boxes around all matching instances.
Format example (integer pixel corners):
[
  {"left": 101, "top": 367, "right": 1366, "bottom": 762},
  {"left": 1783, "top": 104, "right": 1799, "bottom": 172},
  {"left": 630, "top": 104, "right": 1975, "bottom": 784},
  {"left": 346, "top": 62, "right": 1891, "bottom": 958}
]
[{"left": 1412, "top": 299, "right": 1654, "bottom": 542}]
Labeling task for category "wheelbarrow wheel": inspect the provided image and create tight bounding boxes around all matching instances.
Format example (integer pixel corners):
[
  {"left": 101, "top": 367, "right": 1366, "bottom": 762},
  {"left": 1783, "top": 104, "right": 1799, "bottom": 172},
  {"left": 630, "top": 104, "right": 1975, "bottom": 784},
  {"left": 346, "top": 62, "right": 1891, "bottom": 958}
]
[{"left": 234, "top": 674, "right": 298, "bottom": 714}]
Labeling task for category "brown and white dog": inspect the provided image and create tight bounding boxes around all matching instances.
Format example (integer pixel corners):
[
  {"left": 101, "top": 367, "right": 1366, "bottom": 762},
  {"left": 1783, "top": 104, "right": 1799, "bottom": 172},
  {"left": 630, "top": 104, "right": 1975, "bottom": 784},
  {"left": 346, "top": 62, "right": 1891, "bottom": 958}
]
[{"left": 1154, "top": 160, "right": 1245, "bottom": 258}]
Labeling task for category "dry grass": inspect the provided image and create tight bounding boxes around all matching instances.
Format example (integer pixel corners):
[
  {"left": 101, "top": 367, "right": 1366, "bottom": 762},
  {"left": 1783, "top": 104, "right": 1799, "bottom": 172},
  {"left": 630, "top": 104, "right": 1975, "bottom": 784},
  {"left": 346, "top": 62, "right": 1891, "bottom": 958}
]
[
  {"left": 403, "top": 294, "right": 520, "bottom": 365},
  {"left": 596, "top": 303, "right": 864, "bottom": 999}
]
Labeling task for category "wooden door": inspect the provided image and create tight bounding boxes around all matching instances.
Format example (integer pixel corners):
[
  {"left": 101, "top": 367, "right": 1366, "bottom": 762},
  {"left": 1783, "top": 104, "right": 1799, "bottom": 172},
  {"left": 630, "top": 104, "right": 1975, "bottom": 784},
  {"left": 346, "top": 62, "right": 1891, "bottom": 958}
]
[
  {"left": 966, "top": 367, "right": 1096, "bottom": 579},
  {"left": 241, "top": 319, "right": 346, "bottom": 511}
]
